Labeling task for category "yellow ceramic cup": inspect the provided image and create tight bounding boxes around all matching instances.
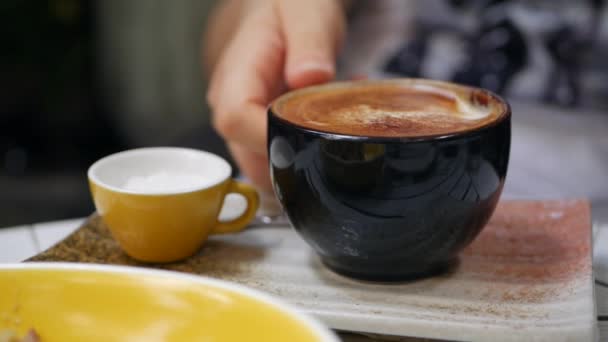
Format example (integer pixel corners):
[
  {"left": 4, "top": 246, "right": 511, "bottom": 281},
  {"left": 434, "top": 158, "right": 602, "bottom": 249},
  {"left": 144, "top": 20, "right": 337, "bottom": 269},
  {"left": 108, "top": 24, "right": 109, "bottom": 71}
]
[{"left": 88, "top": 147, "right": 259, "bottom": 262}]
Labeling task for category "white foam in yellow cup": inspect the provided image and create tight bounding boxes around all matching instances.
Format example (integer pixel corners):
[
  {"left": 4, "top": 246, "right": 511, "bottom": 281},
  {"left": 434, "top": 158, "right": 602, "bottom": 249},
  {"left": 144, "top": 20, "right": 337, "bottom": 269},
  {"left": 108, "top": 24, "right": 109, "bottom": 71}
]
[{"left": 88, "top": 147, "right": 259, "bottom": 262}]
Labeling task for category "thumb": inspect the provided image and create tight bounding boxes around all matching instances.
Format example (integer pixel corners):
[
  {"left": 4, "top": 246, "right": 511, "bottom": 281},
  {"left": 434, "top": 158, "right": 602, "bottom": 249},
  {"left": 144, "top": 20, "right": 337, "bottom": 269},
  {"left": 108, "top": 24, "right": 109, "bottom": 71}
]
[{"left": 278, "top": 0, "right": 346, "bottom": 89}]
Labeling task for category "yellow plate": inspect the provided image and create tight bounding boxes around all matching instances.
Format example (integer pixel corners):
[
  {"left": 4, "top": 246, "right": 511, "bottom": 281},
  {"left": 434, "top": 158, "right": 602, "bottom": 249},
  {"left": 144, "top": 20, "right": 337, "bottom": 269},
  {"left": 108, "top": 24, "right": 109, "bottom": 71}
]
[{"left": 0, "top": 263, "right": 337, "bottom": 342}]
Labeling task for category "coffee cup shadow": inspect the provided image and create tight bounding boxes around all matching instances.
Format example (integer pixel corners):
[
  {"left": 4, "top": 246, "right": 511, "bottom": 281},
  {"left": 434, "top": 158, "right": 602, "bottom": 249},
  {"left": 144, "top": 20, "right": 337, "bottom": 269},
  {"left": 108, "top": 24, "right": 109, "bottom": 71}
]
[{"left": 307, "top": 250, "right": 461, "bottom": 287}]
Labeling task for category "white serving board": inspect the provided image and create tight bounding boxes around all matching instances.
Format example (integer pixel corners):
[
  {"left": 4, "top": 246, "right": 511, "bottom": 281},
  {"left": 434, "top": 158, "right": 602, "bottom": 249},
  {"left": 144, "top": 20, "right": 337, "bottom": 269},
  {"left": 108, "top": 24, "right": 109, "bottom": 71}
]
[{"left": 178, "top": 200, "right": 597, "bottom": 341}]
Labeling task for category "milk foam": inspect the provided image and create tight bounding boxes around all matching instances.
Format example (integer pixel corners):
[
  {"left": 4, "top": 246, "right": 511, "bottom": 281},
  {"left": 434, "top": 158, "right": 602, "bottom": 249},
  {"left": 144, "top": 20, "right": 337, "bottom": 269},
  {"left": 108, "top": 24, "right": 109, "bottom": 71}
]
[
  {"left": 123, "top": 171, "right": 216, "bottom": 193},
  {"left": 410, "top": 84, "right": 493, "bottom": 120}
]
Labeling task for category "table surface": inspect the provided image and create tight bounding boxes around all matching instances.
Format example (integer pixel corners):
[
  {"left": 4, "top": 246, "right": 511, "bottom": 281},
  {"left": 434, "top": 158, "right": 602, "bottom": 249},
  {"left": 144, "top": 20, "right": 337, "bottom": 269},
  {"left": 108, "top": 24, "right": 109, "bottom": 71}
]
[{"left": 1, "top": 216, "right": 607, "bottom": 341}]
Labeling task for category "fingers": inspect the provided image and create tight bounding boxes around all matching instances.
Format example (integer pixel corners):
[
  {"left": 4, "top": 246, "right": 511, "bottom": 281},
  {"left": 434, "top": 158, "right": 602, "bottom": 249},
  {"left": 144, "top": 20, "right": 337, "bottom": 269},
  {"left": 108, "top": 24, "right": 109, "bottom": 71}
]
[
  {"left": 228, "top": 142, "right": 273, "bottom": 193},
  {"left": 207, "top": 6, "right": 286, "bottom": 154},
  {"left": 206, "top": 1, "right": 347, "bottom": 191},
  {"left": 278, "top": 0, "right": 346, "bottom": 89}
]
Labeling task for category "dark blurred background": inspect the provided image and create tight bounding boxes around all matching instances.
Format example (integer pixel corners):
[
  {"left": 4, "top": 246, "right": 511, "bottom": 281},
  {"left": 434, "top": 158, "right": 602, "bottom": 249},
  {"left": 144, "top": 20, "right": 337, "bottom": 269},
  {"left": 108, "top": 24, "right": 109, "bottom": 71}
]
[
  {"left": 1, "top": 0, "right": 607, "bottom": 227},
  {"left": 0, "top": 0, "right": 228, "bottom": 227}
]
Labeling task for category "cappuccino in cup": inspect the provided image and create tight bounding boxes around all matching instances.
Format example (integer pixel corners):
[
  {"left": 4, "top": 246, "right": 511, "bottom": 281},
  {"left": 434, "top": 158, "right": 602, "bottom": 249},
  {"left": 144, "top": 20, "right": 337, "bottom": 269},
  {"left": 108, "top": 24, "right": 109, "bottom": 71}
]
[{"left": 268, "top": 79, "right": 510, "bottom": 281}]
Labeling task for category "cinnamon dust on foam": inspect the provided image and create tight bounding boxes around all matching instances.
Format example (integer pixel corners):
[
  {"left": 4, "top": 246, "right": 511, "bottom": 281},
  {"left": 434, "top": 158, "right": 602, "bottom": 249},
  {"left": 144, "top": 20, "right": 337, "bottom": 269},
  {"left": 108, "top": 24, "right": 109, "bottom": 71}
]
[{"left": 272, "top": 80, "right": 505, "bottom": 137}]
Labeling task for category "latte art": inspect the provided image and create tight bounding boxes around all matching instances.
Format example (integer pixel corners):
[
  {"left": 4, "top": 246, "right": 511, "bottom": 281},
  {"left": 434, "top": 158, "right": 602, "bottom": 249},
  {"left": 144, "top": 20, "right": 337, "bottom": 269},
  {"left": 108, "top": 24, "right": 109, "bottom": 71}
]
[{"left": 272, "top": 79, "right": 505, "bottom": 138}]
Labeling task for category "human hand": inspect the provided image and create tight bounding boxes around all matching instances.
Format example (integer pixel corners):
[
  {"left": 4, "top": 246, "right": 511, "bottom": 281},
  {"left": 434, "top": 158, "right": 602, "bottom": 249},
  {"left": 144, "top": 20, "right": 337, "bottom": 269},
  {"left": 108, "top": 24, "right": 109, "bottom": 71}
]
[{"left": 206, "top": 0, "right": 346, "bottom": 193}]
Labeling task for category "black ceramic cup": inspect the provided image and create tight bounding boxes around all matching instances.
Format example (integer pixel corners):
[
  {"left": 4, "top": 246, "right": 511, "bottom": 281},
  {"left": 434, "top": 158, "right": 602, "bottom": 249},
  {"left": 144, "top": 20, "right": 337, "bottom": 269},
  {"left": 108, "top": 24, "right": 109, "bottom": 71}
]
[{"left": 268, "top": 79, "right": 510, "bottom": 281}]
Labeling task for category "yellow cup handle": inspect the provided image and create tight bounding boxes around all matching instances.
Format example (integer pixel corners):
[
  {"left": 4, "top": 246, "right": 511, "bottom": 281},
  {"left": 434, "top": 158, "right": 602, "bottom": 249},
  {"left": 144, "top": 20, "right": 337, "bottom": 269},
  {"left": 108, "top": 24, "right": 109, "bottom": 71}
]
[{"left": 211, "top": 180, "right": 260, "bottom": 234}]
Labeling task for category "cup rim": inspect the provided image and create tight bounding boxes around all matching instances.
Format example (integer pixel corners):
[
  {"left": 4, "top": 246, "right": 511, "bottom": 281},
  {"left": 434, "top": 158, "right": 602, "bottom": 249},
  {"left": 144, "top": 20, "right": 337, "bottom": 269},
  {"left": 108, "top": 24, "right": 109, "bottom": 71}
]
[
  {"left": 0, "top": 262, "right": 339, "bottom": 342},
  {"left": 87, "top": 147, "right": 232, "bottom": 196},
  {"left": 268, "top": 78, "right": 511, "bottom": 142}
]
